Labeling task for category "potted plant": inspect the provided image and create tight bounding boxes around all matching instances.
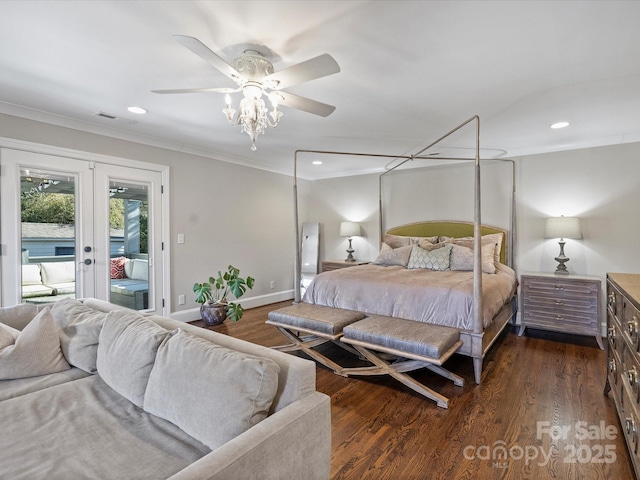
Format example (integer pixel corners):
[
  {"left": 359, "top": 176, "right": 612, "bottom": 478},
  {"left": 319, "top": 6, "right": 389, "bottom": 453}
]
[{"left": 193, "top": 265, "right": 255, "bottom": 325}]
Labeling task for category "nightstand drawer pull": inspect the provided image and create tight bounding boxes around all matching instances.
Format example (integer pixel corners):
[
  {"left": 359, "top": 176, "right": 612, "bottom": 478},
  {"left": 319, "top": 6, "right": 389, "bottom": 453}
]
[
  {"left": 553, "top": 300, "right": 564, "bottom": 305},
  {"left": 628, "top": 367, "right": 638, "bottom": 387},
  {"left": 554, "top": 285, "right": 564, "bottom": 290},
  {"left": 609, "top": 359, "right": 617, "bottom": 375},
  {"left": 554, "top": 314, "right": 564, "bottom": 320},
  {"left": 628, "top": 321, "right": 638, "bottom": 337}
]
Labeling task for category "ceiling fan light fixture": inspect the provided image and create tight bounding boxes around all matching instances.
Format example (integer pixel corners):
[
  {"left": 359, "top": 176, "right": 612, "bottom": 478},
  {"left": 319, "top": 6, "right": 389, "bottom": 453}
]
[{"left": 224, "top": 87, "right": 282, "bottom": 151}]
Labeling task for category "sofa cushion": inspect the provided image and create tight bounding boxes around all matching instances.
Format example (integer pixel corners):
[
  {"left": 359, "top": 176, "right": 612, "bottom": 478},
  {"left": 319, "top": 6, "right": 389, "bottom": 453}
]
[
  {"left": 40, "top": 261, "right": 75, "bottom": 286},
  {"left": 124, "top": 258, "right": 149, "bottom": 281},
  {"left": 0, "top": 307, "right": 70, "bottom": 380},
  {"left": 143, "top": 329, "right": 280, "bottom": 450},
  {"left": 21, "top": 264, "right": 43, "bottom": 285},
  {"left": 97, "top": 311, "right": 170, "bottom": 407},
  {"left": 21, "top": 284, "right": 55, "bottom": 298},
  {"left": 51, "top": 298, "right": 107, "bottom": 373}
]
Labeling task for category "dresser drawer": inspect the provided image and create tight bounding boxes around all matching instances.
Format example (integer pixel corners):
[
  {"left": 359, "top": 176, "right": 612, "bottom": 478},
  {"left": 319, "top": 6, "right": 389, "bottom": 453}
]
[{"left": 625, "top": 299, "right": 640, "bottom": 352}]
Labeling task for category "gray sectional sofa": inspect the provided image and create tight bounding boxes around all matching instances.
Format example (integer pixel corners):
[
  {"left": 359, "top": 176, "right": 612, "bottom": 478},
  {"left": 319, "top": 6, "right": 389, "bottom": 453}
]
[{"left": 0, "top": 298, "right": 331, "bottom": 479}]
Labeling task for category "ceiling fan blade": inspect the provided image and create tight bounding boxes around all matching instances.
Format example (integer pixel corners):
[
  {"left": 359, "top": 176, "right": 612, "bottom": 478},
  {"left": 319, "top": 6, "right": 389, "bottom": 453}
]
[
  {"left": 152, "top": 87, "right": 241, "bottom": 94},
  {"left": 264, "top": 54, "right": 340, "bottom": 90},
  {"left": 274, "top": 91, "right": 336, "bottom": 117},
  {"left": 173, "top": 35, "right": 244, "bottom": 85}
]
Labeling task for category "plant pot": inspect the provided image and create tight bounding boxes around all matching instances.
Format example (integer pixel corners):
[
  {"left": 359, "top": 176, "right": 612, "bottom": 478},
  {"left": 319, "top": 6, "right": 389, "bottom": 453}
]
[{"left": 200, "top": 303, "right": 227, "bottom": 326}]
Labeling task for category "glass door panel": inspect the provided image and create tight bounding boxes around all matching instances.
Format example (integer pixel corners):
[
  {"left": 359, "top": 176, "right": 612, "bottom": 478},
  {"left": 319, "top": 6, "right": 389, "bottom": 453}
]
[
  {"left": 20, "top": 168, "right": 78, "bottom": 304},
  {"left": 108, "top": 180, "right": 150, "bottom": 310}
]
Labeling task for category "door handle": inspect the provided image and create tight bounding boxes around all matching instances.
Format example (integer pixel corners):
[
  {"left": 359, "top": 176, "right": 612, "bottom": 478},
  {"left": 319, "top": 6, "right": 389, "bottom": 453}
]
[{"left": 83, "top": 259, "right": 92, "bottom": 265}]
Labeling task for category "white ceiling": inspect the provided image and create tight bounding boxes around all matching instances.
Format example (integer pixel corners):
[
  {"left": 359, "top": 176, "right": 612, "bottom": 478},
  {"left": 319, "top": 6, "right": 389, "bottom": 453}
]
[{"left": 1, "top": 1, "right": 639, "bottom": 180}]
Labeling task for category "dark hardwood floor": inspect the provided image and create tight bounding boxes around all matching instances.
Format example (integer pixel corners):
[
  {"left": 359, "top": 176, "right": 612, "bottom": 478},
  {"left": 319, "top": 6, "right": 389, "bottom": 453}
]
[{"left": 191, "top": 302, "right": 634, "bottom": 480}]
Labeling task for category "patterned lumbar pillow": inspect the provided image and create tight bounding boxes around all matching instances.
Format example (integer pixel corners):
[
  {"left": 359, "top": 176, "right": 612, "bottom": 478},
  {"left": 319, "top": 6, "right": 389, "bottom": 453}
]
[{"left": 407, "top": 244, "right": 452, "bottom": 271}]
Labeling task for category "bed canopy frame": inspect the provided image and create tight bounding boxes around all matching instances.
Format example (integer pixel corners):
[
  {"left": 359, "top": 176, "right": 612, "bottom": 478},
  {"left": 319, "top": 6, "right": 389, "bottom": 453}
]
[{"left": 292, "top": 116, "right": 516, "bottom": 341}]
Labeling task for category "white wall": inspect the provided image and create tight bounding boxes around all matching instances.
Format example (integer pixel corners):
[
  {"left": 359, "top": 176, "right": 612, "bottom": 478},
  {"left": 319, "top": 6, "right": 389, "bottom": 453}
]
[
  {"left": 0, "top": 113, "right": 303, "bottom": 318},
  {"left": 516, "top": 142, "right": 640, "bottom": 278}
]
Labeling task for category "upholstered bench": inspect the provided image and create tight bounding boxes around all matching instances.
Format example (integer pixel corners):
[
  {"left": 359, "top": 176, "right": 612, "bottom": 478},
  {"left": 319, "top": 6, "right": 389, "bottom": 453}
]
[
  {"left": 266, "top": 303, "right": 365, "bottom": 374},
  {"left": 341, "top": 315, "right": 464, "bottom": 408}
]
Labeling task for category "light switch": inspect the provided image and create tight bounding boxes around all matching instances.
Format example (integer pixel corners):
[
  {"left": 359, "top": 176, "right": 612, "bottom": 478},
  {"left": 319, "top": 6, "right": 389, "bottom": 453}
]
[{"left": 177, "top": 234, "right": 185, "bottom": 244}]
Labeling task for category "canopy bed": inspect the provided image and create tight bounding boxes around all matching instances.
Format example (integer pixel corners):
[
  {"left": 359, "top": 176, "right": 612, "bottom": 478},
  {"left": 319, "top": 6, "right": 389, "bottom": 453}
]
[{"left": 289, "top": 116, "right": 517, "bottom": 385}]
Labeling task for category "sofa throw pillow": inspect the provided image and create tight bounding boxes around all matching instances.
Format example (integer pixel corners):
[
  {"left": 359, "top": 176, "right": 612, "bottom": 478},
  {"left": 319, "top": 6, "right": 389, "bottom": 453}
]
[
  {"left": 97, "top": 311, "right": 170, "bottom": 407},
  {"left": 144, "top": 329, "right": 280, "bottom": 451},
  {"left": 51, "top": 298, "right": 107, "bottom": 374},
  {"left": 0, "top": 307, "right": 70, "bottom": 380},
  {"left": 0, "top": 303, "right": 39, "bottom": 331},
  {"left": 373, "top": 243, "right": 413, "bottom": 267},
  {"left": 110, "top": 256, "right": 126, "bottom": 279},
  {"left": 407, "top": 244, "right": 452, "bottom": 271},
  {"left": 450, "top": 243, "right": 497, "bottom": 274}
]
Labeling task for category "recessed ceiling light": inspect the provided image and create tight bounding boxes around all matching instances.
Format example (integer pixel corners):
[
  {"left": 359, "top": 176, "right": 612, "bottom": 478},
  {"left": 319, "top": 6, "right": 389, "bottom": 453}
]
[
  {"left": 128, "top": 106, "right": 147, "bottom": 114},
  {"left": 550, "top": 121, "right": 570, "bottom": 129},
  {"left": 312, "top": 160, "right": 323, "bottom": 165}
]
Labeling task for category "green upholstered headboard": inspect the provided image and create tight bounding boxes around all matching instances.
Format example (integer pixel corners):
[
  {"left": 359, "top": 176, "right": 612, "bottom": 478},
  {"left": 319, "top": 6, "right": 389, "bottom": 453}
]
[{"left": 385, "top": 221, "right": 509, "bottom": 265}]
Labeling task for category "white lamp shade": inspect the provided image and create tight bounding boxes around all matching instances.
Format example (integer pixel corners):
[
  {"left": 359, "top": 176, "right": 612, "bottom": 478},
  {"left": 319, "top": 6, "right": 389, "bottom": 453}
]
[
  {"left": 340, "top": 221, "right": 361, "bottom": 237},
  {"left": 544, "top": 216, "right": 582, "bottom": 240}
]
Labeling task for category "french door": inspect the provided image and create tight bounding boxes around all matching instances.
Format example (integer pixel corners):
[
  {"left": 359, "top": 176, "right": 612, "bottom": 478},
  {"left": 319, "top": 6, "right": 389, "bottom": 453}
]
[{"left": 0, "top": 148, "right": 165, "bottom": 313}]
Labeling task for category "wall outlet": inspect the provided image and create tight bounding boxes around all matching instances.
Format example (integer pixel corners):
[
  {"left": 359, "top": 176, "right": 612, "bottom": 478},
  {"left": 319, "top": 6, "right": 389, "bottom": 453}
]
[
  {"left": 178, "top": 294, "right": 186, "bottom": 305},
  {"left": 269, "top": 280, "right": 275, "bottom": 289}
]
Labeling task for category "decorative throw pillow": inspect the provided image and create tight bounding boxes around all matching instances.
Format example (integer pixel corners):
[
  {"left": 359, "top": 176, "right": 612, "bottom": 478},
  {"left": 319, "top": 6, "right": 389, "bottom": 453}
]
[
  {"left": 143, "top": 329, "right": 280, "bottom": 451},
  {"left": 407, "top": 244, "right": 452, "bottom": 271},
  {"left": 110, "top": 256, "right": 126, "bottom": 279},
  {"left": 97, "top": 311, "right": 170, "bottom": 407},
  {"left": 0, "top": 307, "right": 70, "bottom": 380},
  {"left": 51, "top": 298, "right": 108, "bottom": 373},
  {"left": 450, "top": 243, "right": 497, "bottom": 274},
  {"left": 373, "top": 243, "right": 413, "bottom": 267}
]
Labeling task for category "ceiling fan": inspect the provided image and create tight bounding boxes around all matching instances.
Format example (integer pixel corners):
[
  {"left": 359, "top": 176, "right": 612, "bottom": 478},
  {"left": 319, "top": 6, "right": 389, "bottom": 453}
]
[{"left": 153, "top": 35, "right": 340, "bottom": 150}]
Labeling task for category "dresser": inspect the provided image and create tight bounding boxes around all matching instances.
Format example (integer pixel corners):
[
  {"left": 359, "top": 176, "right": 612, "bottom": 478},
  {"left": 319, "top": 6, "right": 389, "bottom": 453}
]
[
  {"left": 606, "top": 273, "right": 640, "bottom": 479},
  {"left": 518, "top": 273, "right": 603, "bottom": 349},
  {"left": 321, "top": 260, "right": 369, "bottom": 272}
]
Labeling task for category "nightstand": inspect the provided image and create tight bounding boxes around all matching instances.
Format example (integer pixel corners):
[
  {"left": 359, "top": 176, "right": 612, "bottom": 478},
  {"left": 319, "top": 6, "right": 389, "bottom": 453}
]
[
  {"left": 519, "top": 273, "right": 603, "bottom": 349},
  {"left": 321, "top": 260, "right": 369, "bottom": 272}
]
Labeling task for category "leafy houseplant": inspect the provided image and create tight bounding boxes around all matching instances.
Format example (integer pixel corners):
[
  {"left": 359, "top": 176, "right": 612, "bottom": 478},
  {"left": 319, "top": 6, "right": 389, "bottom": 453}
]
[{"left": 193, "top": 265, "right": 255, "bottom": 325}]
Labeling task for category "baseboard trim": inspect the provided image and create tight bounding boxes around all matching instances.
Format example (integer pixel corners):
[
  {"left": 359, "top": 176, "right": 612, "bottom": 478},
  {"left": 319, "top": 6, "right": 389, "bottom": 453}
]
[{"left": 169, "top": 289, "right": 295, "bottom": 323}]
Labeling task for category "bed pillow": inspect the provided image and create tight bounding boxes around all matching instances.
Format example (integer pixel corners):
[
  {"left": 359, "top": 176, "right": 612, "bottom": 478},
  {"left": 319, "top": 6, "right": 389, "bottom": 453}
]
[
  {"left": 373, "top": 243, "right": 413, "bottom": 267},
  {"left": 407, "top": 244, "right": 452, "bottom": 271},
  {"left": 143, "top": 329, "right": 280, "bottom": 451},
  {"left": 97, "top": 311, "right": 170, "bottom": 407},
  {"left": 453, "top": 233, "right": 503, "bottom": 263},
  {"left": 383, "top": 234, "right": 438, "bottom": 248},
  {"left": 51, "top": 298, "right": 108, "bottom": 373},
  {"left": 450, "top": 243, "right": 497, "bottom": 274},
  {"left": 418, "top": 238, "right": 449, "bottom": 251},
  {"left": 0, "top": 307, "right": 70, "bottom": 380}
]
